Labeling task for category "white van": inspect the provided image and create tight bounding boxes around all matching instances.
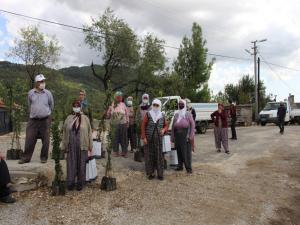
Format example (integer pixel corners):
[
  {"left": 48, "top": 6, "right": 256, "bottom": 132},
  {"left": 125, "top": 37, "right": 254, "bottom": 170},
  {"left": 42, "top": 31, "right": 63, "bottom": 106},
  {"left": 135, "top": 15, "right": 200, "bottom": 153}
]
[
  {"left": 157, "top": 96, "right": 217, "bottom": 134},
  {"left": 259, "top": 101, "right": 291, "bottom": 126}
]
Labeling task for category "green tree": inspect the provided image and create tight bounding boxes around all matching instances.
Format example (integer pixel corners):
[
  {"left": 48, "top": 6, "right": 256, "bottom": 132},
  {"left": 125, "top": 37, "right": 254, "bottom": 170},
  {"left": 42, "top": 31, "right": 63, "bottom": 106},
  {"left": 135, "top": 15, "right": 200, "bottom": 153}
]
[
  {"left": 7, "top": 26, "right": 62, "bottom": 88},
  {"left": 224, "top": 83, "right": 240, "bottom": 103},
  {"left": 224, "top": 74, "right": 269, "bottom": 109},
  {"left": 212, "top": 91, "right": 227, "bottom": 104},
  {"left": 174, "top": 22, "right": 213, "bottom": 102},
  {"left": 84, "top": 8, "right": 140, "bottom": 93},
  {"left": 51, "top": 111, "right": 65, "bottom": 195},
  {"left": 127, "top": 34, "right": 167, "bottom": 99},
  {"left": 0, "top": 80, "right": 27, "bottom": 150}
]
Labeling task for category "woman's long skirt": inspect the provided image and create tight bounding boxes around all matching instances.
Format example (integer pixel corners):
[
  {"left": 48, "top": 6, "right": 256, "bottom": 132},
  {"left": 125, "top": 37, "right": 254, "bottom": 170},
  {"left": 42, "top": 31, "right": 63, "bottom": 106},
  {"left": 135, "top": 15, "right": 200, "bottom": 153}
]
[
  {"left": 175, "top": 128, "right": 192, "bottom": 171},
  {"left": 67, "top": 129, "right": 88, "bottom": 188},
  {"left": 144, "top": 129, "right": 164, "bottom": 177},
  {"left": 214, "top": 127, "right": 229, "bottom": 152}
]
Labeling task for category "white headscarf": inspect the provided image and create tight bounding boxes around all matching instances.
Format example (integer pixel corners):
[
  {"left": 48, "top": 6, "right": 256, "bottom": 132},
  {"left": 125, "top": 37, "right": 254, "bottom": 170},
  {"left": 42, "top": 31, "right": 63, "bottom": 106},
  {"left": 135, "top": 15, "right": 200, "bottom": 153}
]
[
  {"left": 141, "top": 93, "right": 150, "bottom": 106},
  {"left": 149, "top": 99, "right": 163, "bottom": 123},
  {"left": 176, "top": 99, "right": 187, "bottom": 123}
]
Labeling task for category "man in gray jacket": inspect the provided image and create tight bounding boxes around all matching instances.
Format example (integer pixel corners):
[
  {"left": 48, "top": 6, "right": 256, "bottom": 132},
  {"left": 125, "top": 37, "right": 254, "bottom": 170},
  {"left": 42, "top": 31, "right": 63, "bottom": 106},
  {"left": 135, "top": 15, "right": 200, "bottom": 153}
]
[{"left": 19, "top": 74, "right": 54, "bottom": 164}]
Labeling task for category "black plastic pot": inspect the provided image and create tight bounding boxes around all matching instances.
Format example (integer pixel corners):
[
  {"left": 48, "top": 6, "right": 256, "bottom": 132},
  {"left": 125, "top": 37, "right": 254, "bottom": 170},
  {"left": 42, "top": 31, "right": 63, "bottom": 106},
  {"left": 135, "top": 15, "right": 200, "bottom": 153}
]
[
  {"left": 134, "top": 150, "right": 143, "bottom": 162},
  {"left": 100, "top": 176, "right": 117, "bottom": 191},
  {"left": 6, "top": 149, "right": 23, "bottom": 160},
  {"left": 51, "top": 181, "right": 66, "bottom": 196}
]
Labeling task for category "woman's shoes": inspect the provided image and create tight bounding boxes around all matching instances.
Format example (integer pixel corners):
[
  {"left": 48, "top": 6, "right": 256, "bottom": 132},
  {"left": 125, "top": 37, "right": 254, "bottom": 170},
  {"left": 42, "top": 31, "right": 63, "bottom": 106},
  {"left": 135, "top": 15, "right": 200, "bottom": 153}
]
[
  {"left": 113, "top": 152, "right": 120, "bottom": 157},
  {"left": 0, "top": 195, "right": 16, "bottom": 204},
  {"left": 121, "top": 153, "right": 128, "bottom": 158},
  {"left": 148, "top": 175, "right": 155, "bottom": 180},
  {"left": 67, "top": 184, "right": 75, "bottom": 191},
  {"left": 76, "top": 185, "right": 83, "bottom": 191},
  {"left": 187, "top": 169, "right": 193, "bottom": 174},
  {"left": 157, "top": 176, "right": 164, "bottom": 181}
]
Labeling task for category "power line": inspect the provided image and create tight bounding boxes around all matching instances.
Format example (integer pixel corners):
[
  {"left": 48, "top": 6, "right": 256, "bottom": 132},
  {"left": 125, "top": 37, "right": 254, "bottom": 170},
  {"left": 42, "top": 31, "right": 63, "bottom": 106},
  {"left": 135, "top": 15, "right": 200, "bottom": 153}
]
[
  {"left": 259, "top": 54, "right": 300, "bottom": 94},
  {"left": 0, "top": 8, "right": 252, "bottom": 62},
  {"left": 259, "top": 60, "right": 300, "bottom": 72}
]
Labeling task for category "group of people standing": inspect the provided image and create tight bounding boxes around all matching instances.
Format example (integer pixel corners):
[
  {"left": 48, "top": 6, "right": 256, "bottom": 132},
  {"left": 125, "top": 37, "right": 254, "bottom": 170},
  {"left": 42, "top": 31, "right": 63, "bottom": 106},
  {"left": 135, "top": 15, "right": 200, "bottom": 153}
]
[{"left": 1, "top": 73, "right": 240, "bottom": 203}]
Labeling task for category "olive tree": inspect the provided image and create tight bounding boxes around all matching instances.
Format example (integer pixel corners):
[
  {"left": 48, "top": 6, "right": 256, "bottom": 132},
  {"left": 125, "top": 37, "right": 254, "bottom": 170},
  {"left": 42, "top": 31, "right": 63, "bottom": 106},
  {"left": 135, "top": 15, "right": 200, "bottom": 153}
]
[{"left": 7, "top": 26, "right": 62, "bottom": 88}]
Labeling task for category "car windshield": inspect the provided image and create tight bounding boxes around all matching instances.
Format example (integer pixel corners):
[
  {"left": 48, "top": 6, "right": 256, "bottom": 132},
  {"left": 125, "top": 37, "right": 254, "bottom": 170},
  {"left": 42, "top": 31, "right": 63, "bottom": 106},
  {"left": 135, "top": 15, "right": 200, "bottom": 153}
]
[
  {"left": 292, "top": 103, "right": 300, "bottom": 109},
  {"left": 157, "top": 97, "right": 169, "bottom": 106},
  {"left": 263, "top": 102, "right": 286, "bottom": 111}
]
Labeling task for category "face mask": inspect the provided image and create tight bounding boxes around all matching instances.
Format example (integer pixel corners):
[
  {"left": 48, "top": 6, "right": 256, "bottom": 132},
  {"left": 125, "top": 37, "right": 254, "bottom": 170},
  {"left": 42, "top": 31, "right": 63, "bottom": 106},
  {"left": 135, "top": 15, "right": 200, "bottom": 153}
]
[
  {"left": 39, "top": 83, "right": 46, "bottom": 90},
  {"left": 73, "top": 107, "right": 81, "bottom": 113},
  {"left": 116, "top": 96, "right": 122, "bottom": 102},
  {"left": 152, "top": 106, "right": 159, "bottom": 112},
  {"left": 127, "top": 100, "right": 133, "bottom": 106},
  {"left": 142, "top": 99, "right": 149, "bottom": 104},
  {"left": 179, "top": 105, "right": 185, "bottom": 110}
]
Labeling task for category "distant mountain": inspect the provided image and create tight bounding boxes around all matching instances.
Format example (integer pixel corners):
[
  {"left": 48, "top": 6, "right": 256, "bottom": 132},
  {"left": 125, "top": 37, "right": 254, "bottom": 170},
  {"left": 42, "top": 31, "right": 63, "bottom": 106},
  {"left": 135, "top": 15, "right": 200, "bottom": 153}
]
[
  {"left": 59, "top": 65, "right": 103, "bottom": 90},
  {"left": 0, "top": 61, "right": 105, "bottom": 118}
]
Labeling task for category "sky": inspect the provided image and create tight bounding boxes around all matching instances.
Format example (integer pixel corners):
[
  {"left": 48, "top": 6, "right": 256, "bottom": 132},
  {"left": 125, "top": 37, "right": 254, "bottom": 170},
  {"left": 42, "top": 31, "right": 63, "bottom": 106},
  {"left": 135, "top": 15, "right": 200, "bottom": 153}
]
[{"left": 0, "top": 0, "right": 300, "bottom": 101}]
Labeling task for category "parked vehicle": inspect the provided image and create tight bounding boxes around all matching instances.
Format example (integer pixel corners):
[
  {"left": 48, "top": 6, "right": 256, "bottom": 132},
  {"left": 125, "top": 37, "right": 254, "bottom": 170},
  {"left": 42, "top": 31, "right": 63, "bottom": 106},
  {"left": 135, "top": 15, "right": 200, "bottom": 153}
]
[
  {"left": 259, "top": 100, "right": 291, "bottom": 126},
  {"left": 191, "top": 103, "right": 218, "bottom": 133},
  {"left": 157, "top": 96, "right": 217, "bottom": 134},
  {"left": 291, "top": 103, "right": 300, "bottom": 124}
]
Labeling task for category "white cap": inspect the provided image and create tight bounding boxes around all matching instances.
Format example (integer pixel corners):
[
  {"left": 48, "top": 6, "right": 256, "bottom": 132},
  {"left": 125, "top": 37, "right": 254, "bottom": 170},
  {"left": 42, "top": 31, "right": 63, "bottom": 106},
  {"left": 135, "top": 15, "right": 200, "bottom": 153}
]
[{"left": 35, "top": 74, "right": 46, "bottom": 82}]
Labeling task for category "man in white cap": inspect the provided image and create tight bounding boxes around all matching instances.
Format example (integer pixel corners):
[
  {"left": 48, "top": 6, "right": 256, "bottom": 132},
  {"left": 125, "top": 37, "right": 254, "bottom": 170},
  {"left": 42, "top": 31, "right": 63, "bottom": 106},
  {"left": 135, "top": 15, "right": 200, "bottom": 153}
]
[{"left": 19, "top": 74, "right": 54, "bottom": 164}]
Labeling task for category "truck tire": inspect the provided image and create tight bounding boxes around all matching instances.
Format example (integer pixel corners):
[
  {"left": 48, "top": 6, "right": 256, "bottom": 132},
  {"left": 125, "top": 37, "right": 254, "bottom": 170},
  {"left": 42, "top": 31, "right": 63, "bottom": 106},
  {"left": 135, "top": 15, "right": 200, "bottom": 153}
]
[
  {"left": 261, "top": 122, "right": 266, "bottom": 126},
  {"left": 197, "top": 121, "right": 207, "bottom": 134}
]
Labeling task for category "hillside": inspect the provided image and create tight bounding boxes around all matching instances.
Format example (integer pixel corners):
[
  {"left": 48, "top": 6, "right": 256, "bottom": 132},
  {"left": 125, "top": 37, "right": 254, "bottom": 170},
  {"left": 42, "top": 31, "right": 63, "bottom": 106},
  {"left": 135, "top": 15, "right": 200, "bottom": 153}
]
[{"left": 0, "top": 61, "right": 105, "bottom": 119}]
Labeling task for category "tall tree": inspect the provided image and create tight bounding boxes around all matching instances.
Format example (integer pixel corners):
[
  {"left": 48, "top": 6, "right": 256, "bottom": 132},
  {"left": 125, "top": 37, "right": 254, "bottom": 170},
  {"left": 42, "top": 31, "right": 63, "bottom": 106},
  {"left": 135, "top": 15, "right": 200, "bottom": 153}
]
[
  {"left": 7, "top": 26, "right": 61, "bottom": 88},
  {"left": 84, "top": 8, "right": 140, "bottom": 92},
  {"left": 127, "top": 34, "right": 166, "bottom": 99},
  {"left": 224, "top": 74, "right": 270, "bottom": 109},
  {"left": 174, "top": 22, "right": 213, "bottom": 102}
]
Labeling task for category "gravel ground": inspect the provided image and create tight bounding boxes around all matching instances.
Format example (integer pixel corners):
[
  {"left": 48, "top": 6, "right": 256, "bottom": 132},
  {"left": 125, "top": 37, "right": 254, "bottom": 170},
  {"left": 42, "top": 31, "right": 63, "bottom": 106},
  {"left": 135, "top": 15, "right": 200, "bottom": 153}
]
[{"left": 0, "top": 125, "right": 300, "bottom": 225}]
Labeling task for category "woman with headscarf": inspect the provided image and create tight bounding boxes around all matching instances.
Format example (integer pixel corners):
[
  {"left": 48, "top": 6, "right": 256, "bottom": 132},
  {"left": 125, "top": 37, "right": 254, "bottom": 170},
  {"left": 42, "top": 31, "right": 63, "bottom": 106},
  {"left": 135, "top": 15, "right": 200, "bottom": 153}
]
[
  {"left": 135, "top": 93, "right": 151, "bottom": 155},
  {"left": 139, "top": 93, "right": 151, "bottom": 120},
  {"left": 126, "top": 96, "right": 137, "bottom": 152},
  {"left": 211, "top": 103, "right": 229, "bottom": 154},
  {"left": 61, "top": 100, "right": 93, "bottom": 191},
  {"left": 171, "top": 99, "right": 195, "bottom": 173},
  {"left": 141, "top": 99, "right": 168, "bottom": 180},
  {"left": 107, "top": 91, "right": 129, "bottom": 157}
]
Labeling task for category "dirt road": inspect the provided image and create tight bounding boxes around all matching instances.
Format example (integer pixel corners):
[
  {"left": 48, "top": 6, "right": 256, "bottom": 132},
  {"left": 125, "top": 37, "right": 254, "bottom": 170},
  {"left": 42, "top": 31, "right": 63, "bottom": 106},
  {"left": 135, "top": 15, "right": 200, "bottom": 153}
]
[{"left": 0, "top": 125, "right": 299, "bottom": 225}]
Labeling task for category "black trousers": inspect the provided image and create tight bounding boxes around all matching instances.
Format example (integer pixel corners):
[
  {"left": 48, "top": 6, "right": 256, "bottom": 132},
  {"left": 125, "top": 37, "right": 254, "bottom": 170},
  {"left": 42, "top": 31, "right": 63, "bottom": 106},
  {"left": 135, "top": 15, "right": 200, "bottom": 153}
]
[
  {"left": 128, "top": 124, "right": 137, "bottom": 150},
  {"left": 0, "top": 160, "right": 11, "bottom": 198},
  {"left": 278, "top": 119, "right": 285, "bottom": 133},
  {"left": 175, "top": 128, "right": 192, "bottom": 171},
  {"left": 22, "top": 117, "right": 51, "bottom": 161},
  {"left": 230, "top": 117, "right": 237, "bottom": 139}
]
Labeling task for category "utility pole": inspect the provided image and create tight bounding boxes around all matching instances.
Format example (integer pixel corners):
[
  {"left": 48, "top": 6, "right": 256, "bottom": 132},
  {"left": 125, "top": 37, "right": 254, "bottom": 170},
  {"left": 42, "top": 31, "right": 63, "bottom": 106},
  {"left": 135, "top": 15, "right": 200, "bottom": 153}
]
[
  {"left": 246, "top": 39, "right": 267, "bottom": 123},
  {"left": 252, "top": 41, "right": 258, "bottom": 122},
  {"left": 257, "top": 57, "right": 260, "bottom": 113}
]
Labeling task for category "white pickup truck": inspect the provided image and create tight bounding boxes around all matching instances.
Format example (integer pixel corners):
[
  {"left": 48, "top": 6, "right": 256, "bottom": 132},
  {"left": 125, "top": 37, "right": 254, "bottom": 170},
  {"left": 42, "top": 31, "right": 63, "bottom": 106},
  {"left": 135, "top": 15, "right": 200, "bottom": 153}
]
[
  {"left": 157, "top": 96, "right": 218, "bottom": 134},
  {"left": 259, "top": 101, "right": 291, "bottom": 126},
  {"left": 291, "top": 103, "right": 300, "bottom": 124}
]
